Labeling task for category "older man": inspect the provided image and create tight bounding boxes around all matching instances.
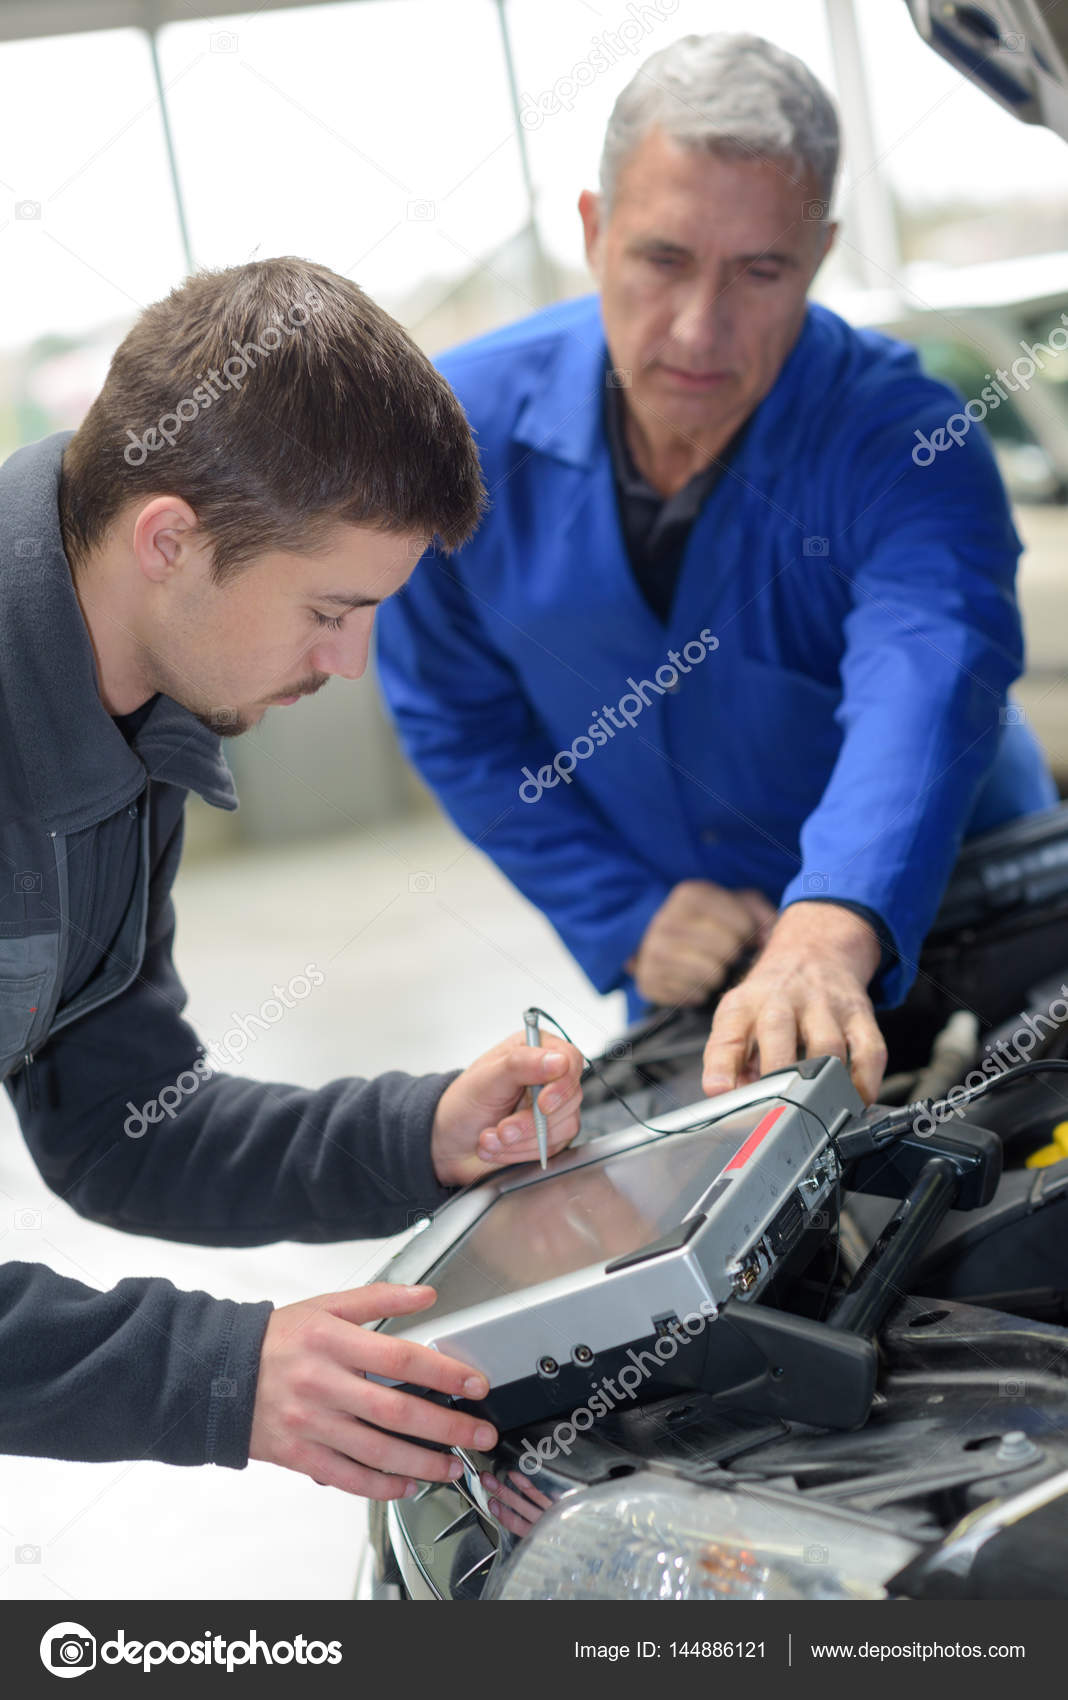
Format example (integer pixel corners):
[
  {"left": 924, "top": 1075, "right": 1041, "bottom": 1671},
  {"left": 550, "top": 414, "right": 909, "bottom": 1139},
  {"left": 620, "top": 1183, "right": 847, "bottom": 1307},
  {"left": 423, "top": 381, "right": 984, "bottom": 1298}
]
[{"left": 376, "top": 32, "right": 1055, "bottom": 1106}]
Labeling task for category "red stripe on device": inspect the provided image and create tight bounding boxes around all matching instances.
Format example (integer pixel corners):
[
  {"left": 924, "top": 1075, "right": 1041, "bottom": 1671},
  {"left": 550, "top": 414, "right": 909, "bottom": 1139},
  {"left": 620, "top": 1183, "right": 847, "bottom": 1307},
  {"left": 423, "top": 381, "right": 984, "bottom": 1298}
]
[{"left": 724, "top": 1105, "right": 786, "bottom": 1172}]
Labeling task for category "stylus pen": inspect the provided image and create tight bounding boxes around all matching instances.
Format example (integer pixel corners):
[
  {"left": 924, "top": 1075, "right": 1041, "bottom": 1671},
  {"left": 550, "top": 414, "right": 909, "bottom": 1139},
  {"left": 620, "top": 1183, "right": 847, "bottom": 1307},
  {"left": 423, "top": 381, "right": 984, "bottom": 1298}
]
[{"left": 523, "top": 1007, "right": 549, "bottom": 1170}]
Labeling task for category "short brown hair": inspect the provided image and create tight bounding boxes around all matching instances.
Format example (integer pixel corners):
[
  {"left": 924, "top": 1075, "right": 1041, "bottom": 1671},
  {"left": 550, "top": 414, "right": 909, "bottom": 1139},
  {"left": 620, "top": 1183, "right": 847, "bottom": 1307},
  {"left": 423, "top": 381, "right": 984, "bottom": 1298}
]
[{"left": 60, "top": 256, "right": 485, "bottom": 579}]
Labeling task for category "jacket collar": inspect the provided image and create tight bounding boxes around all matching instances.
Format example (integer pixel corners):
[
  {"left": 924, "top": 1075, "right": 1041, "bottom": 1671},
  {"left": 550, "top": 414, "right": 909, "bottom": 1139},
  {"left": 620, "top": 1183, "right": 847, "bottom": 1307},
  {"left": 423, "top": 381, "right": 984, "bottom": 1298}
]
[
  {"left": 511, "top": 293, "right": 827, "bottom": 473},
  {"left": 0, "top": 431, "right": 238, "bottom": 834}
]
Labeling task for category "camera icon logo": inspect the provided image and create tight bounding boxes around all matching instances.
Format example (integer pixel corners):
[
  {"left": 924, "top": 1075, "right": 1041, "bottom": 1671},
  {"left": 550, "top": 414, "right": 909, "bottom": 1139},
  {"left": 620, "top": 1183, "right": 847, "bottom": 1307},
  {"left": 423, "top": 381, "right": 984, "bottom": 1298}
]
[
  {"left": 15, "top": 200, "right": 41, "bottom": 221},
  {"left": 14, "top": 537, "right": 41, "bottom": 557},
  {"left": 408, "top": 871, "right": 436, "bottom": 894},
  {"left": 802, "top": 871, "right": 830, "bottom": 894},
  {"left": 605, "top": 367, "right": 632, "bottom": 388},
  {"left": 804, "top": 1543, "right": 829, "bottom": 1564},
  {"left": 211, "top": 1377, "right": 237, "bottom": 1398},
  {"left": 14, "top": 870, "right": 42, "bottom": 894},
  {"left": 802, "top": 536, "right": 830, "bottom": 557},
  {"left": 210, "top": 30, "right": 238, "bottom": 52},
  {"left": 16, "top": 1543, "right": 41, "bottom": 1563},
  {"left": 803, "top": 200, "right": 828, "bottom": 220},
  {"left": 14, "top": 1207, "right": 42, "bottom": 1230},
  {"left": 407, "top": 199, "right": 436, "bottom": 221},
  {"left": 1000, "top": 704, "right": 1025, "bottom": 726},
  {"left": 999, "top": 1377, "right": 1026, "bottom": 1398},
  {"left": 40, "top": 1622, "right": 96, "bottom": 1677}
]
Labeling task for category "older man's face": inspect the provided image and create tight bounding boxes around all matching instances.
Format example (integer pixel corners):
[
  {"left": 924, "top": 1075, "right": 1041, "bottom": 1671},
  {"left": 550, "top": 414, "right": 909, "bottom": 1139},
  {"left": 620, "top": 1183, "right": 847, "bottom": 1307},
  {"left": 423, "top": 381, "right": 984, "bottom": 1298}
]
[{"left": 580, "top": 128, "right": 835, "bottom": 446}]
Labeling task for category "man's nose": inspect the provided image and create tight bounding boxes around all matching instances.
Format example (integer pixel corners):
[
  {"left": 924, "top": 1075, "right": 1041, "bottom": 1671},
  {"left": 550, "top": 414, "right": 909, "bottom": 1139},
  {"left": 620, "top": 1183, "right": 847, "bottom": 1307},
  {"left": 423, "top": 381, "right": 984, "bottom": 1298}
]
[
  {"left": 312, "top": 618, "right": 372, "bottom": 680},
  {"left": 672, "top": 280, "right": 732, "bottom": 352}
]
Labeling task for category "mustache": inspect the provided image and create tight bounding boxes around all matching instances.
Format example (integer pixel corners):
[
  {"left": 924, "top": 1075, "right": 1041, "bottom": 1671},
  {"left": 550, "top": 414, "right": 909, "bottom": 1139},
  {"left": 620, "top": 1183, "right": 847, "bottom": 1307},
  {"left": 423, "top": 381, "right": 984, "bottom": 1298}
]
[{"left": 274, "top": 674, "right": 330, "bottom": 700}]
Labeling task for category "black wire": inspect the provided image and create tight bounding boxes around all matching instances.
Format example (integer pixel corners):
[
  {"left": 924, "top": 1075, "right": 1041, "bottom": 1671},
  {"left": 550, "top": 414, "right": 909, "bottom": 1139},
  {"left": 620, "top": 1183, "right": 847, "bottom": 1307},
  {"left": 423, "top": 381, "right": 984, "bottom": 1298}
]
[
  {"left": 868, "top": 1058, "right": 1068, "bottom": 1147},
  {"left": 532, "top": 1005, "right": 852, "bottom": 1308},
  {"left": 945, "top": 1057, "right": 1068, "bottom": 1109},
  {"left": 528, "top": 1004, "right": 783, "bottom": 1139}
]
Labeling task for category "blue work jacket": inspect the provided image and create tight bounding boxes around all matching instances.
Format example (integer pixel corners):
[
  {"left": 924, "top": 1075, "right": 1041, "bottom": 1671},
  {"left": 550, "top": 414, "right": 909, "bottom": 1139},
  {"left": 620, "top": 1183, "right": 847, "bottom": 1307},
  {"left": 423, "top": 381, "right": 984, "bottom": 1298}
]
[{"left": 377, "top": 294, "right": 1056, "bottom": 1012}]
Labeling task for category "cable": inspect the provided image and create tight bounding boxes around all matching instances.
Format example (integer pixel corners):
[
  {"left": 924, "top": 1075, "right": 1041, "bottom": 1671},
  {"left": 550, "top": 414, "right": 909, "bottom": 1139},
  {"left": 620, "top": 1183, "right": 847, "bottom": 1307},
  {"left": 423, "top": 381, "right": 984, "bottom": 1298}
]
[
  {"left": 858, "top": 1058, "right": 1068, "bottom": 1153},
  {"left": 534, "top": 1006, "right": 855, "bottom": 1314},
  {"left": 528, "top": 1004, "right": 782, "bottom": 1140}
]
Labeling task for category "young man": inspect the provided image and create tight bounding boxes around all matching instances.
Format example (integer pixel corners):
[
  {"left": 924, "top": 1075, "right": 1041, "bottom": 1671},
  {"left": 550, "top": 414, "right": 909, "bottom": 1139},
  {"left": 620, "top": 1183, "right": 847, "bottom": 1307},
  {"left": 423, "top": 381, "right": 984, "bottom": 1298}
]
[
  {"left": 377, "top": 32, "right": 1056, "bottom": 1107},
  {"left": 0, "top": 256, "right": 584, "bottom": 1504}
]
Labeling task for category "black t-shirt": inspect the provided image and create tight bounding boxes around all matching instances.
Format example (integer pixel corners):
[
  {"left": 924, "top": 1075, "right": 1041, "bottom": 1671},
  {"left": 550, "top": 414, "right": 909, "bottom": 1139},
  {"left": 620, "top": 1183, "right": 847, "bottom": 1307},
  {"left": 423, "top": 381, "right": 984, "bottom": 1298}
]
[
  {"left": 602, "top": 365, "right": 744, "bottom": 624},
  {"left": 603, "top": 379, "right": 898, "bottom": 985}
]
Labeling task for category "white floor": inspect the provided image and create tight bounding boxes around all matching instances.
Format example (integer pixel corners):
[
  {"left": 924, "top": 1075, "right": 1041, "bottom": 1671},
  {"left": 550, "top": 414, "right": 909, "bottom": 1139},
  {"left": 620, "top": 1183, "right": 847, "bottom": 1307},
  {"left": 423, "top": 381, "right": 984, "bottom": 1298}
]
[{"left": 0, "top": 809, "right": 622, "bottom": 1601}]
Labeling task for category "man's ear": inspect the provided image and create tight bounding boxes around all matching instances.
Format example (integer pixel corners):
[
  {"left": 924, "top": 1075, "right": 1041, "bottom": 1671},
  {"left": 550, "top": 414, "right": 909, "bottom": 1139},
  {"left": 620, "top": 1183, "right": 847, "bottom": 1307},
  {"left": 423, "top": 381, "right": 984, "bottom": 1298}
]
[
  {"left": 130, "top": 497, "right": 201, "bottom": 585},
  {"left": 577, "top": 188, "right": 604, "bottom": 279},
  {"left": 816, "top": 218, "right": 839, "bottom": 271}
]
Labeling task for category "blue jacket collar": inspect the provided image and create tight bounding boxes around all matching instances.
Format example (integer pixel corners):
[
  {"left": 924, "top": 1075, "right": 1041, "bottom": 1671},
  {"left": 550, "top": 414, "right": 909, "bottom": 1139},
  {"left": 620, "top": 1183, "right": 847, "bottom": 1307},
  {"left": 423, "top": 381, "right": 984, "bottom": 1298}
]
[{"left": 512, "top": 293, "right": 826, "bottom": 473}]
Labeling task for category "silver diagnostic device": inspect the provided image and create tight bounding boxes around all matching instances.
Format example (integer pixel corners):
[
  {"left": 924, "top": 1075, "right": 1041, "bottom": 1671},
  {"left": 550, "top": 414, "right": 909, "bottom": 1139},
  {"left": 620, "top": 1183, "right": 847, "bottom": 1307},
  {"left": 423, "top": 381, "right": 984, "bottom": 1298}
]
[{"left": 376, "top": 1056, "right": 881, "bottom": 1432}]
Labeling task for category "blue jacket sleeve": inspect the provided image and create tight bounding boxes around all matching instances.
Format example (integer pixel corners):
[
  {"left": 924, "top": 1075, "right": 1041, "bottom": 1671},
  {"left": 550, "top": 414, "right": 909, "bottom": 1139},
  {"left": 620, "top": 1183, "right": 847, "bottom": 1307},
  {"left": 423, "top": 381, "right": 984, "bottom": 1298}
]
[
  {"left": 780, "top": 399, "right": 1027, "bottom": 1006},
  {"left": 377, "top": 555, "right": 670, "bottom": 993}
]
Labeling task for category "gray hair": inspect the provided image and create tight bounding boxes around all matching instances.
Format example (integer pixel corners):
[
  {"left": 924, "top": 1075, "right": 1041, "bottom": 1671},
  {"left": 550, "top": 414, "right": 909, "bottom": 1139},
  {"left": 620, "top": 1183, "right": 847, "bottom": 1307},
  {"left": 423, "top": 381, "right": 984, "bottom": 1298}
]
[{"left": 599, "top": 33, "right": 840, "bottom": 213}]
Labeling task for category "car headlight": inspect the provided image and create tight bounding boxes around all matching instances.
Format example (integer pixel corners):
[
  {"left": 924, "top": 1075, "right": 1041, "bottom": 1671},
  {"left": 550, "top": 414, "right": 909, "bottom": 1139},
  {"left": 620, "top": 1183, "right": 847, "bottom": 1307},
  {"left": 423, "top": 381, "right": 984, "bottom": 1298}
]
[{"left": 484, "top": 1473, "right": 919, "bottom": 1601}]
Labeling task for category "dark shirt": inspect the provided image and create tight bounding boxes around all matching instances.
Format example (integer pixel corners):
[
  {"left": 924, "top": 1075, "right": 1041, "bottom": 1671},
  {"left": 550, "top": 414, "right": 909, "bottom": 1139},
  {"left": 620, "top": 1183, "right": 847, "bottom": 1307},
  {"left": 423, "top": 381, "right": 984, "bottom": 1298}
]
[
  {"left": 602, "top": 364, "right": 741, "bottom": 624},
  {"left": 61, "top": 695, "right": 160, "bottom": 1003},
  {"left": 603, "top": 368, "right": 898, "bottom": 988}
]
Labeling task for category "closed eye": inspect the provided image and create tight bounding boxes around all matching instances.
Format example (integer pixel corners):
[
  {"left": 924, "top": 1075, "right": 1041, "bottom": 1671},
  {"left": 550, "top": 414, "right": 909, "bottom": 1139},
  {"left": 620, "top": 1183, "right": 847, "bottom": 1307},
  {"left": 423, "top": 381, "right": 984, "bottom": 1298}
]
[{"left": 312, "top": 610, "right": 346, "bottom": 632}]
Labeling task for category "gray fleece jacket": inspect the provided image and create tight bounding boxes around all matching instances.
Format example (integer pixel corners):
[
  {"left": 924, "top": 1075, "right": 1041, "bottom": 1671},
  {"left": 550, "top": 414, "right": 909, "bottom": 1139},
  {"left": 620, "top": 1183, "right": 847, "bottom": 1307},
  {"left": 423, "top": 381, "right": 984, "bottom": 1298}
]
[{"left": 0, "top": 432, "right": 456, "bottom": 1470}]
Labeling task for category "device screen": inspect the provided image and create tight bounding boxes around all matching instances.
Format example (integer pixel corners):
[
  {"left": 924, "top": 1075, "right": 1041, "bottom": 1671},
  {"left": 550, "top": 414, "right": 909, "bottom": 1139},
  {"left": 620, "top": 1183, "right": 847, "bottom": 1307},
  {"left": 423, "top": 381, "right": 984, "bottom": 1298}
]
[{"left": 390, "top": 1109, "right": 761, "bottom": 1326}]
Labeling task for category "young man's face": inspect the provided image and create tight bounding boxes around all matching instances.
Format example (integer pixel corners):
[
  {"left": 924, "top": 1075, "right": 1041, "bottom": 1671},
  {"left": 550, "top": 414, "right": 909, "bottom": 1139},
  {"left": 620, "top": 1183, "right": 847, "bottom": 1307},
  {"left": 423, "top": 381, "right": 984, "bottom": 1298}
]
[
  {"left": 138, "top": 518, "right": 422, "bottom": 736},
  {"left": 580, "top": 128, "right": 835, "bottom": 444}
]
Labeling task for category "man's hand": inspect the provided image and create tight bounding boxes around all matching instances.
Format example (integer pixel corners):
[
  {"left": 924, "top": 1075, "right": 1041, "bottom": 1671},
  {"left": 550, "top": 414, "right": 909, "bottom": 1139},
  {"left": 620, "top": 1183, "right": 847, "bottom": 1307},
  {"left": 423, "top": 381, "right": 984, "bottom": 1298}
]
[
  {"left": 626, "top": 880, "right": 776, "bottom": 1008},
  {"left": 431, "top": 1030, "right": 585, "bottom": 1188},
  {"left": 481, "top": 1468, "right": 552, "bottom": 1538},
  {"left": 248, "top": 1283, "right": 498, "bottom": 1499},
  {"left": 701, "top": 901, "right": 887, "bottom": 1104}
]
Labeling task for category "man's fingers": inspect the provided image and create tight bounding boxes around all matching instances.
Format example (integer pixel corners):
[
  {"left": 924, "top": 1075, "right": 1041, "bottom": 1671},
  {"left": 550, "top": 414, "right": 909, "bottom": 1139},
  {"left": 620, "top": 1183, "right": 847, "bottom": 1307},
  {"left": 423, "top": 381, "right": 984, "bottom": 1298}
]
[
  {"left": 338, "top": 1321, "right": 489, "bottom": 1403},
  {"left": 702, "top": 990, "right": 755, "bottom": 1094},
  {"left": 298, "top": 1408, "right": 476, "bottom": 1484},
  {"left": 486, "top": 1496, "right": 534, "bottom": 1538},
  {"left": 482, "top": 1471, "right": 547, "bottom": 1527},
  {"left": 502, "top": 1038, "right": 581, "bottom": 1094},
  {"left": 843, "top": 1008, "right": 888, "bottom": 1103},
  {"left": 752, "top": 999, "right": 802, "bottom": 1080},
  {"left": 322, "top": 1282, "right": 438, "bottom": 1328},
  {"left": 339, "top": 1373, "right": 497, "bottom": 1452},
  {"left": 505, "top": 1467, "right": 553, "bottom": 1511},
  {"left": 798, "top": 1003, "right": 850, "bottom": 1071},
  {"left": 479, "top": 1092, "right": 582, "bottom": 1162},
  {"left": 280, "top": 1437, "right": 415, "bottom": 1501}
]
